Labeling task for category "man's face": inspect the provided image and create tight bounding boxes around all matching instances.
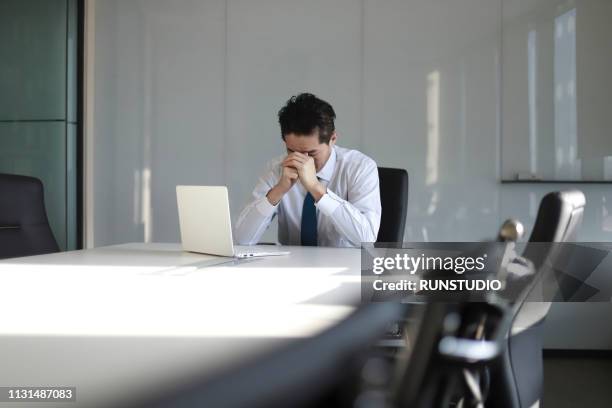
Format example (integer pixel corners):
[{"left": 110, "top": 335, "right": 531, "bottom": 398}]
[{"left": 283, "top": 132, "right": 336, "bottom": 172}]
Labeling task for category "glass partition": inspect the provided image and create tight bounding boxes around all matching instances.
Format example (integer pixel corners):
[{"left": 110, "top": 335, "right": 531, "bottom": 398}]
[{"left": 501, "top": 0, "right": 612, "bottom": 181}]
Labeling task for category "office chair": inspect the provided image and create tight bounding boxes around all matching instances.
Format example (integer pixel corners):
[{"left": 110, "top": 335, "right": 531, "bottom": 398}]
[
  {"left": 383, "top": 219, "right": 527, "bottom": 408},
  {"left": 377, "top": 167, "right": 408, "bottom": 243},
  {"left": 0, "top": 173, "right": 59, "bottom": 259},
  {"left": 488, "top": 190, "right": 586, "bottom": 408},
  {"left": 390, "top": 292, "right": 515, "bottom": 408}
]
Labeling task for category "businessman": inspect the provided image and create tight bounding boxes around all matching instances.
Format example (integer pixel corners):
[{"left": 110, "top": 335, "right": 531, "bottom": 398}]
[{"left": 234, "top": 93, "right": 381, "bottom": 247}]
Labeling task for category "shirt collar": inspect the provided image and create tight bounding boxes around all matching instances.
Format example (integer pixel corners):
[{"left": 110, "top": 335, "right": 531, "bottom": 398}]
[{"left": 316, "top": 146, "right": 337, "bottom": 182}]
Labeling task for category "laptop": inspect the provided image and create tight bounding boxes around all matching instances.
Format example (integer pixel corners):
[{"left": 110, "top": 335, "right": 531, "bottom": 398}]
[{"left": 176, "top": 185, "right": 290, "bottom": 258}]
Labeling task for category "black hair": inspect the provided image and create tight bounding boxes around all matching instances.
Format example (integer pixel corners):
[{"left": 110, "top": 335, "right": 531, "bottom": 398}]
[{"left": 278, "top": 93, "right": 336, "bottom": 144}]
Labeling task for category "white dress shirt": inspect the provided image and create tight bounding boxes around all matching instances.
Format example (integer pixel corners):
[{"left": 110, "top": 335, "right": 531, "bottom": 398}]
[{"left": 234, "top": 146, "right": 381, "bottom": 247}]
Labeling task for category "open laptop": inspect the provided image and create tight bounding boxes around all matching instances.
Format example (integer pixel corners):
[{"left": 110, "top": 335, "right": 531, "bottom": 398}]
[{"left": 176, "top": 185, "right": 290, "bottom": 258}]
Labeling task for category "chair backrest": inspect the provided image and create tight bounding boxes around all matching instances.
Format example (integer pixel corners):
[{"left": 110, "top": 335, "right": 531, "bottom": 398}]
[
  {"left": 490, "top": 190, "right": 586, "bottom": 408},
  {"left": 0, "top": 173, "right": 59, "bottom": 259},
  {"left": 376, "top": 167, "right": 408, "bottom": 243},
  {"left": 524, "top": 190, "right": 585, "bottom": 267}
]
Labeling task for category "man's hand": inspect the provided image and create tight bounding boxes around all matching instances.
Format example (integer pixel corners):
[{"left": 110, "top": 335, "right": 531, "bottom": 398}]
[
  {"left": 282, "top": 153, "right": 326, "bottom": 201},
  {"left": 278, "top": 165, "right": 299, "bottom": 191},
  {"left": 266, "top": 165, "right": 298, "bottom": 205}
]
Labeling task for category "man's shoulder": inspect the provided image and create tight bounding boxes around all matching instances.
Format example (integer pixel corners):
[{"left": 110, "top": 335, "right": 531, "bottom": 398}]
[{"left": 335, "top": 146, "right": 378, "bottom": 170}]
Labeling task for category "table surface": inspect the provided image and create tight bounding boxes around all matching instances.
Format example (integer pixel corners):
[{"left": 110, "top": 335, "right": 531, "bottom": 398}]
[{"left": 0, "top": 243, "right": 362, "bottom": 407}]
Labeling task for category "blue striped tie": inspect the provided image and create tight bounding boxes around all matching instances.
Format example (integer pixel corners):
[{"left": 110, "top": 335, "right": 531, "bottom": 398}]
[{"left": 301, "top": 192, "right": 317, "bottom": 246}]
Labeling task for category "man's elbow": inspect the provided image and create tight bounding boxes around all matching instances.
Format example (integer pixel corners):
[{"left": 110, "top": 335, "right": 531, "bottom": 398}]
[
  {"left": 365, "top": 228, "right": 378, "bottom": 243},
  {"left": 353, "top": 227, "right": 377, "bottom": 246},
  {"left": 367, "top": 216, "right": 381, "bottom": 243}
]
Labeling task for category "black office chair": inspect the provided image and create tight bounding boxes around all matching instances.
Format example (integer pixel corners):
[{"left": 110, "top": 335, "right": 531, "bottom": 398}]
[
  {"left": 390, "top": 296, "right": 513, "bottom": 407},
  {"left": 489, "top": 190, "right": 586, "bottom": 408},
  {"left": 376, "top": 167, "right": 408, "bottom": 243},
  {"left": 387, "top": 220, "right": 534, "bottom": 408},
  {"left": 0, "top": 173, "right": 59, "bottom": 259}
]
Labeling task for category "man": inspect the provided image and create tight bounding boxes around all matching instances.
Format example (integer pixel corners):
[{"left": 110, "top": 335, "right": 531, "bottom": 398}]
[{"left": 234, "top": 93, "right": 381, "bottom": 247}]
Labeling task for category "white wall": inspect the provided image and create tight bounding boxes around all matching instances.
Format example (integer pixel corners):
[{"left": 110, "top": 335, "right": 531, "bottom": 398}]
[{"left": 90, "top": 0, "right": 612, "bottom": 349}]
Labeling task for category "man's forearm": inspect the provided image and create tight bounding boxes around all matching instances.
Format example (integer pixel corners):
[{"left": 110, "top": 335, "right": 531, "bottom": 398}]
[
  {"left": 307, "top": 181, "right": 327, "bottom": 202},
  {"left": 266, "top": 185, "right": 287, "bottom": 205},
  {"left": 316, "top": 189, "right": 380, "bottom": 246},
  {"left": 234, "top": 196, "right": 277, "bottom": 245}
]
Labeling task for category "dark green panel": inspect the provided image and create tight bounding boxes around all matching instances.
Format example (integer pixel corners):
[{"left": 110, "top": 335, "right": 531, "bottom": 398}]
[
  {"left": 67, "top": 0, "right": 78, "bottom": 123},
  {"left": 67, "top": 123, "right": 77, "bottom": 250},
  {"left": 0, "top": 122, "right": 67, "bottom": 250},
  {"left": 0, "top": 0, "right": 67, "bottom": 120}
]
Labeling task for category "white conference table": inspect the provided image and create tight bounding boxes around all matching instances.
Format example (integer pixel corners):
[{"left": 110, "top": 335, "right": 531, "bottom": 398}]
[{"left": 0, "top": 243, "right": 364, "bottom": 407}]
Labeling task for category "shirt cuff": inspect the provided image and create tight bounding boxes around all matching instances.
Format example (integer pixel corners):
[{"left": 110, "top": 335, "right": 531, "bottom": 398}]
[
  {"left": 255, "top": 196, "right": 278, "bottom": 217},
  {"left": 315, "top": 189, "right": 343, "bottom": 216}
]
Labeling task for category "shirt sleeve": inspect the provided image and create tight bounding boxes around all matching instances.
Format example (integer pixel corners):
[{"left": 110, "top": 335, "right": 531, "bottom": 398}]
[
  {"left": 315, "top": 159, "right": 381, "bottom": 246},
  {"left": 233, "top": 162, "right": 281, "bottom": 245}
]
